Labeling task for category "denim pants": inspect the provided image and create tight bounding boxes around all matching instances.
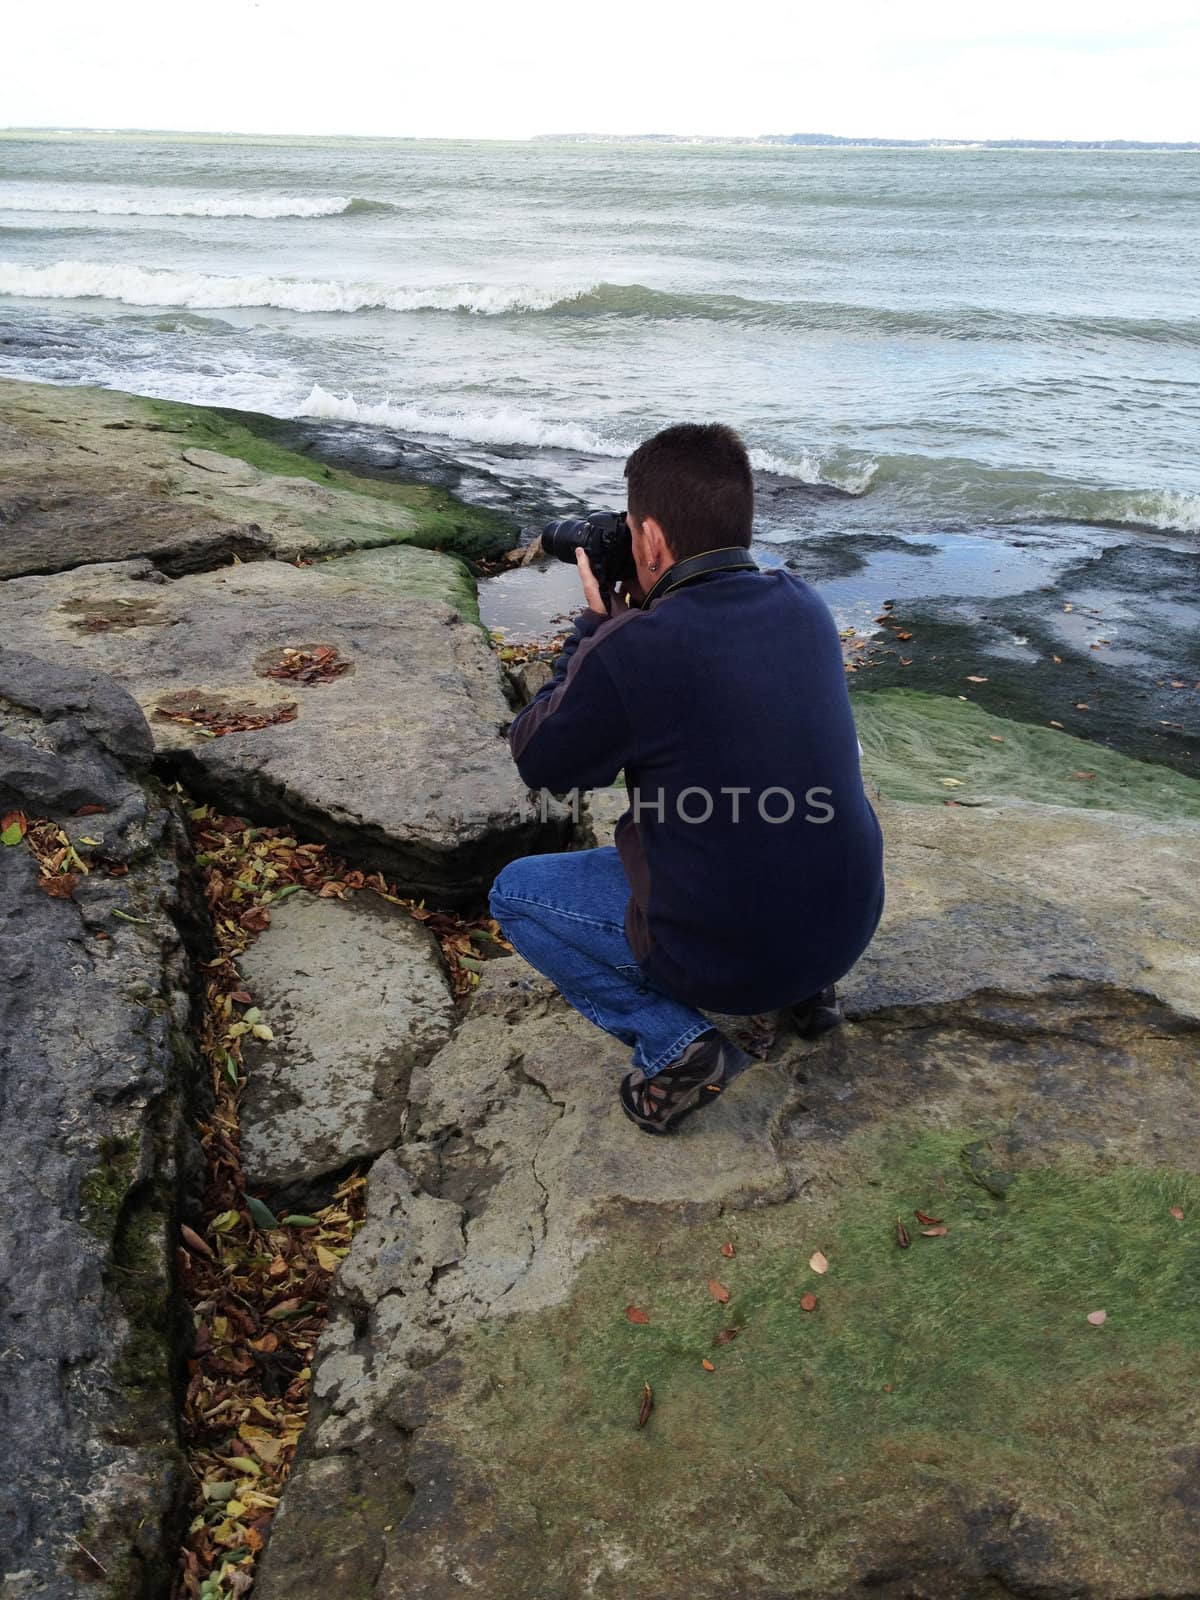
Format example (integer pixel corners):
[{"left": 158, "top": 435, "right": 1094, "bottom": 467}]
[{"left": 488, "top": 847, "right": 712, "bottom": 1078}]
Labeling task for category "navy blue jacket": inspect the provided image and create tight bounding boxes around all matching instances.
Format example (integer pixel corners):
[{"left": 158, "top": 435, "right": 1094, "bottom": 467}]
[{"left": 509, "top": 566, "right": 884, "bottom": 1014}]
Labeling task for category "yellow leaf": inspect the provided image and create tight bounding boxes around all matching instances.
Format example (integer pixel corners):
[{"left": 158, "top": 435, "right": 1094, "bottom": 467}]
[{"left": 809, "top": 1250, "right": 829, "bottom": 1274}]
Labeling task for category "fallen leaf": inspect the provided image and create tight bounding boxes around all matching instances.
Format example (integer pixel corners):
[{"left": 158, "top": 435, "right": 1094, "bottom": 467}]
[
  {"left": 940, "top": 777, "right": 963, "bottom": 788},
  {"left": 721, "top": 1242, "right": 736, "bottom": 1258},
  {"left": 1052, "top": 654, "right": 1063, "bottom": 663},
  {"left": 625, "top": 1305, "right": 650, "bottom": 1325},
  {"left": 245, "top": 1196, "right": 279, "bottom": 1232},
  {"left": 714, "top": 1327, "right": 740, "bottom": 1346},
  {"left": 638, "top": 1381, "right": 654, "bottom": 1429},
  {"left": 896, "top": 1219, "right": 911, "bottom": 1249},
  {"left": 965, "top": 675, "right": 988, "bottom": 683},
  {"left": 707, "top": 1279, "right": 731, "bottom": 1304},
  {"left": 181, "top": 1224, "right": 214, "bottom": 1258},
  {"left": 75, "top": 803, "right": 107, "bottom": 817},
  {"left": 701, "top": 1358, "right": 715, "bottom": 1371},
  {"left": 914, "top": 1211, "right": 943, "bottom": 1226},
  {"left": 1074, "top": 703, "right": 1089, "bottom": 711},
  {"left": 809, "top": 1250, "right": 829, "bottom": 1274},
  {"left": 1086, "top": 1309, "right": 1107, "bottom": 1326},
  {"left": 800, "top": 1293, "right": 817, "bottom": 1312},
  {"left": 39, "top": 872, "right": 78, "bottom": 899},
  {"left": 280, "top": 1213, "right": 320, "bottom": 1228},
  {"left": 988, "top": 734, "right": 1005, "bottom": 743},
  {"left": 1049, "top": 720, "right": 1064, "bottom": 729},
  {"left": 921, "top": 1225, "right": 949, "bottom": 1238},
  {"left": 1071, "top": 771, "right": 1096, "bottom": 781},
  {"left": 1170, "top": 1206, "right": 1184, "bottom": 1220},
  {"left": 229, "top": 989, "right": 253, "bottom": 1004}
]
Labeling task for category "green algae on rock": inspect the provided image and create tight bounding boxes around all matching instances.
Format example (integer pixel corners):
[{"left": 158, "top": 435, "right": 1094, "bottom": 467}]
[{"left": 856, "top": 687, "right": 1200, "bottom": 819}]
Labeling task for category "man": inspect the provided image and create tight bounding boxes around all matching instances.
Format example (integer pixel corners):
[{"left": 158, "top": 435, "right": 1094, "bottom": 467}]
[{"left": 489, "top": 423, "right": 884, "bottom": 1136}]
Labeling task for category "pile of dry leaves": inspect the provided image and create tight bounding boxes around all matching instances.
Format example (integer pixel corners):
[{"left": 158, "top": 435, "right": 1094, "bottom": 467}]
[{"left": 172, "top": 799, "right": 509, "bottom": 1597}]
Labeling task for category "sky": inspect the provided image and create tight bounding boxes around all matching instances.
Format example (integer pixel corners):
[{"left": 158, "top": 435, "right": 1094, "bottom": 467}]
[{"left": 5, "top": 0, "right": 1199, "bottom": 143}]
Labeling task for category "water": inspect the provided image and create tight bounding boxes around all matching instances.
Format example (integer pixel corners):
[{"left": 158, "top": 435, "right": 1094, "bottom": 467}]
[{"left": 2, "top": 132, "right": 1198, "bottom": 634}]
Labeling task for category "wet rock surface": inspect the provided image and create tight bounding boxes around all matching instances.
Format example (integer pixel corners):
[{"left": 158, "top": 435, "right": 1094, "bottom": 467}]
[
  {"left": 255, "top": 795, "right": 1200, "bottom": 1600},
  {"left": 0, "top": 650, "right": 202, "bottom": 1598},
  {"left": 237, "top": 891, "right": 456, "bottom": 1194},
  {"left": 0, "top": 557, "right": 563, "bottom": 900}
]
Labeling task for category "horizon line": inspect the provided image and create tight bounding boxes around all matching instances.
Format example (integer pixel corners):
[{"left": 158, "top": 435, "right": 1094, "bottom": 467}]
[{"left": 1, "top": 124, "right": 1198, "bottom": 150}]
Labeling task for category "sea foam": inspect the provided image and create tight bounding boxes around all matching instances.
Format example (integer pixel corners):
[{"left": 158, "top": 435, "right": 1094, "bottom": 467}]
[
  {"left": 0, "top": 260, "right": 592, "bottom": 314},
  {"left": 0, "top": 189, "right": 390, "bottom": 219}
]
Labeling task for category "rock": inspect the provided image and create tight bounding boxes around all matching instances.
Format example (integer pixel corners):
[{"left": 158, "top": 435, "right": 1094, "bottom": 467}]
[
  {"left": 0, "top": 378, "right": 515, "bottom": 574},
  {"left": 315, "top": 544, "right": 480, "bottom": 624},
  {"left": 0, "top": 558, "right": 565, "bottom": 900},
  {"left": 509, "top": 658, "right": 553, "bottom": 703},
  {"left": 237, "top": 891, "right": 456, "bottom": 1193},
  {"left": 0, "top": 649, "right": 202, "bottom": 1597},
  {"left": 256, "top": 794, "right": 1200, "bottom": 1600}
]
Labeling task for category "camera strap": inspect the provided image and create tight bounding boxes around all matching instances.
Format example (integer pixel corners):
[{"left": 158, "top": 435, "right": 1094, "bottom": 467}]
[{"left": 641, "top": 546, "right": 759, "bottom": 608}]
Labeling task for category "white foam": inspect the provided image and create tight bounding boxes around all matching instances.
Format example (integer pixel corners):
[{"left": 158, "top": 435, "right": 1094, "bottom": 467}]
[
  {"left": 298, "top": 384, "right": 631, "bottom": 455},
  {"left": 0, "top": 260, "right": 594, "bottom": 315},
  {"left": 0, "top": 188, "right": 362, "bottom": 219},
  {"left": 748, "top": 445, "right": 879, "bottom": 495},
  {"left": 1114, "top": 488, "right": 1200, "bottom": 535}
]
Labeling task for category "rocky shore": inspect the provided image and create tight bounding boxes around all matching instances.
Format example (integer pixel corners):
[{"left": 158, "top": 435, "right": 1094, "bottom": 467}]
[{"left": 3, "top": 376, "right": 1200, "bottom": 1600}]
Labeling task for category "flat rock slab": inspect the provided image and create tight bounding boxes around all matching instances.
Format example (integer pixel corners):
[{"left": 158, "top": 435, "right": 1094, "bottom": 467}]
[
  {"left": 0, "top": 649, "right": 198, "bottom": 1597},
  {"left": 256, "top": 794, "right": 1200, "bottom": 1600},
  {"left": 0, "top": 558, "right": 560, "bottom": 899},
  {"left": 237, "top": 891, "right": 455, "bottom": 1192},
  {"left": 0, "top": 378, "right": 514, "bottom": 574}
]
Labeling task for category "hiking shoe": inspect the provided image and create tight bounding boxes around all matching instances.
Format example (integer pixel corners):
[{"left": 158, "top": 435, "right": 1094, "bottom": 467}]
[
  {"left": 619, "top": 1029, "right": 753, "bottom": 1136},
  {"left": 789, "top": 985, "right": 843, "bottom": 1040}
]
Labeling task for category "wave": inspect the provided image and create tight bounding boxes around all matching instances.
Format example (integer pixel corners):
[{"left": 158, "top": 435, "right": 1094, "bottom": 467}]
[
  {"left": 297, "top": 384, "right": 876, "bottom": 493},
  {"left": 859, "top": 452, "right": 1200, "bottom": 536},
  {"left": 3, "top": 262, "right": 1197, "bottom": 348},
  {"left": 0, "top": 190, "right": 397, "bottom": 219},
  {"left": 0, "top": 260, "right": 591, "bottom": 314}
]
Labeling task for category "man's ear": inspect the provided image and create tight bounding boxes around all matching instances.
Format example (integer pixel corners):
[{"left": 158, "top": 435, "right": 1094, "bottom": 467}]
[{"left": 641, "top": 515, "right": 674, "bottom": 570}]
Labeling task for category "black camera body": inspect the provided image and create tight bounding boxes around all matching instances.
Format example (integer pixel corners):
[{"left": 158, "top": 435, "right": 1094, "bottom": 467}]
[{"left": 540, "top": 509, "right": 637, "bottom": 587}]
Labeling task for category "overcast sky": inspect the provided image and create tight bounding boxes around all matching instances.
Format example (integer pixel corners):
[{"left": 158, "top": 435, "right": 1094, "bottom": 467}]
[{"left": 6, "top": 0, "right": 1199, "bottom": 143}]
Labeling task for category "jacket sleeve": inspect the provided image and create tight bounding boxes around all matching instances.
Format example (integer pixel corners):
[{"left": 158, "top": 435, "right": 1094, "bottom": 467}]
[{"left": 508, "top": 608, "right": 636, "bottom": 793}]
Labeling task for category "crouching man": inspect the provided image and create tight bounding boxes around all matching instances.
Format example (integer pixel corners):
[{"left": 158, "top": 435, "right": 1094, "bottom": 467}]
[{"left": 489, "top": 422, "right": 884, "bottom": 1136}]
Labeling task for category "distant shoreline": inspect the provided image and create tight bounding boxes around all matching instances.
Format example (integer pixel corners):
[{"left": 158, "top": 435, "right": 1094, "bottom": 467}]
[{"left": 1, "top": 126, "right": 1197, "bottom": 152}]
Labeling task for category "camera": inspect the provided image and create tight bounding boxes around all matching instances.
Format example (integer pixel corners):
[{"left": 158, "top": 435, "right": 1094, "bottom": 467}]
[{"left": 540, "top": 509, "right": 636, "bottom": 587}]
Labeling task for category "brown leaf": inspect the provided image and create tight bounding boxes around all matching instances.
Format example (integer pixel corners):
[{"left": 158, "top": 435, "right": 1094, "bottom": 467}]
[
  {"left": 895, "top": 631, "right": 913, "bottom": 641},
  {"left": 1, "top": 810, "right": 28, "bottom": 837},
  {"left": 1170, "top": 1206, "right": 1184, "bottom": 1220},
  {"left": 800, "top": 1292, "right": 817, "bottom": 1312},
  {"left": 896, "top": 1218, "right": 911, "bottom": 1249},
  {"left": 1086, "top": 1309, "right": 1107, "bottom": 1326},
  {"left": 720, "top": 1242, "right": 735, "bottom": 1258},
  {"left": 808, "top": 1250, "right": 828, "bottom": 1275},
  {"left": 1071, "top": 771, "right": 1096, "bottom": 781},
  {"left": 701, "top": 1358, "right": 715, "bottom": 1372},
  {"left": 74, "top": 803, "right": 107, "bottom": 817},
  {"left": 229, "top": 990, "right": 254, "bottom": 1005},
  {"left": 625, "top": 1305, "right": 650, "bottom": 1325},
  {"left": 181, "top": 1224, "right": 214, "bottom": 1258},
  {"left": 988, "top": 734, "right": 1005, "bottom": 743},
  {"left": 914, "top": 1210, "right": 943, "bottom": 1226},
  {"left": 707, "top": 1279, "right": 731, "bottom": 1304},
  {"left": 920, "top": 1225, "right": 949, "bottom": 1238},
  {"left": 714, "top": 1327, "right": 740, "bottom": 1346},
  {"left": 39, "top": 872, "right": 78, "bottom": 899},
  {"left": 1049, "top": 720, "right": 1064, "bottom": 729},
  {"left": 965, "top": 675, "right": 988, "bottom": 683},
  {"left": 637, "top": 1381, "right": 654, "bottom": 1429}
]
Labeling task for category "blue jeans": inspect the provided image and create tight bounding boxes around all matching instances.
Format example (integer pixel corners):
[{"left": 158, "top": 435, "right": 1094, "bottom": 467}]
[{"left": 489, "top": 847, "right": 712, "bottom": 1078}]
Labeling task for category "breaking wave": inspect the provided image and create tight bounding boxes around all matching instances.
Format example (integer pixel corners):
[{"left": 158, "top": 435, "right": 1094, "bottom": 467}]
[
  {"left": 4, "top": 263, "right": 1198, "bottom": 350},
  {"left": 0, "top": 260, "right": 591, "bottom": 313},
  {"left": 0, "top": 190, "right": 397, "bottom": 219},
  {"left": 296, "top": 384, "right": 875, "bottom": 492}
]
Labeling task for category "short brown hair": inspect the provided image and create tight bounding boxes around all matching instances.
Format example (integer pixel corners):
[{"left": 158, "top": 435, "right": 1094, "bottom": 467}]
[{"left": 624, "top": 422, "right": 753, "bottom": 560}]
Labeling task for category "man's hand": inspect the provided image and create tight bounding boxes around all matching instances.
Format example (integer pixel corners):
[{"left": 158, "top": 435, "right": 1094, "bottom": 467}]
[{"left": 575, "top": 548, "right": 608, "bottom": 617}]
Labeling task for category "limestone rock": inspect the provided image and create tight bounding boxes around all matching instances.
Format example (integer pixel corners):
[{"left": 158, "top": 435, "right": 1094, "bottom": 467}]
[
  {"left": 0, "top": 558, "right": 565, "bottom": 899},
  {"left": 0, "top": 650, "right": 201, "bottom": 1598},
  {"left": 237, "top": 891, "right": 456, "bottom": 1192},
  {"left": 256, "top": 795, "right": 1200, "bottom": 1600}
]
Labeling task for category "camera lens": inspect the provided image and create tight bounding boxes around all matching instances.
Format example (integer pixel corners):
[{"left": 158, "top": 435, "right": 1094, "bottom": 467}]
[{"left": 541, "top": 516, "right": 589, "bottom": 562}]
